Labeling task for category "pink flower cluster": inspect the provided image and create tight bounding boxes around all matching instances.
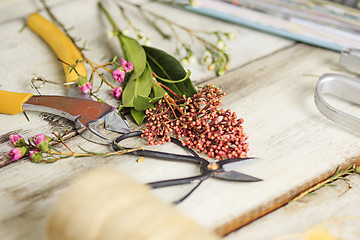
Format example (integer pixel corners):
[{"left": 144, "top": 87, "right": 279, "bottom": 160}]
[
  {"left": 112, "top": 58, "right": 133, "bottom": 84},
  {"left": 79, "top": 82, "right": 93, "bottom": 94},
  {"left": 110, "top": 58, "right": 133, "bottom": 99},
  {"left": 8, "top": 134, "right": 27, "bottom": 161},
  {"left": 7, "top": 133, "right": 49, "bottom": 162},
  {"left": 141, "top": 85, "right": 249, "bottom": 160},
  {"left": 77, "top": 75, "right": 93, "bottom": 94}
]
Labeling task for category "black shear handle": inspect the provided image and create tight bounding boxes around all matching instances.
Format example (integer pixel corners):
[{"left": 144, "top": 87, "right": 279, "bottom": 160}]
[
  {"left": 148, "top": 174, "right": 209, "bottom": 189},
  {"left": 112, "top": 131, "right": 203, "bottom": 164}
]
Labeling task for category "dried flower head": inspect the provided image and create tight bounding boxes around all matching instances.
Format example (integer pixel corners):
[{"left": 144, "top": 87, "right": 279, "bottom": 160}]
[{"left": 142, "top": 85, "right": 248, "bottom": 160}]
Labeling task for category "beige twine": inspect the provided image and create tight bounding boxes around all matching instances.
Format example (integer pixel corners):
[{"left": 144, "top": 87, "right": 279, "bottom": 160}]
[{"left": 47, "top": 167, "right": 220, "bottom": 240}]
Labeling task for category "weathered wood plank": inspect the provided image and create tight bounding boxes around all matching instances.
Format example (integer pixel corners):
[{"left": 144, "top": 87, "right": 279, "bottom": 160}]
[
  {"left": 225, "top": 174, "right": 360, "bottom": 240},
  {"left": 5, "top": 0, "right": 359, "bottom": 239}
]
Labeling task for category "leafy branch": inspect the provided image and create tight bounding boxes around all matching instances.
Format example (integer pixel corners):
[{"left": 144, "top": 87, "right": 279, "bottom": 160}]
[{"left": 292, "top": 164, "right": 358, "bottom": 201}]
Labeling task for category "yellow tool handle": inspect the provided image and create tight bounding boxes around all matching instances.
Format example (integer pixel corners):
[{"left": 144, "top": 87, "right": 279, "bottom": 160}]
[
  {"left": 0, "top": 90, "right": 33, "bottom": 115},
  {"left": 27, "top": 13, "right": 87, "bottom": 83}
]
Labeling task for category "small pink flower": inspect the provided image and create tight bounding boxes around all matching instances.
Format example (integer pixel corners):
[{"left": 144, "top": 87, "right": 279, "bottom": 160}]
[
  {"left": 79, "top": 82, "right": 93, "bottom": 94},
  {"left": 33, "top": 134, "right": 47, "bottom": 146},
  {"left": 8, "top": 147, "right": 26, "bottom": 161},
  {"left": 33, "top": 134, "right": 50, "bottom": 152},
  {"left": 110, "top": 87, "right": 123, "bottom": 99},
  {"left": 121, "top": 58, "right": 134, "bottom": 72},
  {"left": 9, "top": 134, "right": 25, "bottom": 147},
  {"left": 113, "top": 68, "right": 125, "bottom": 83},
  {"left": 29, "top": 150, "right": 43, "bottom": 163}
]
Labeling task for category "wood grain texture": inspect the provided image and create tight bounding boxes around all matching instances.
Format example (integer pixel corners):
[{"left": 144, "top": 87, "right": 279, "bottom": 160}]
[{"left": 2, "top": 0, "right": 360, "bottom": 239}]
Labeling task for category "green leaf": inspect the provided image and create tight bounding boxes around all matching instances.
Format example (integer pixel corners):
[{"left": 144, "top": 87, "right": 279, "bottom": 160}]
[
  {"left": 143, "top": 46, "right": 196, "bottom": 98},
  {"left": 151, "top": 83, "right": 166, "bottom": 98},
  {"left": 118, "top": 34, "right": 146, "bottom": 81},
  {"left": 154, "top": 69, "right": 191, "bottom": 83},
  {"left": 78, "top": 146, "right": 105, "bottom": 155},
  {"left": 131, "top": 108, "right": 147, "bottom": 126},
  {"left": 122, "top": 65, "right": 153, "bottom": 107},
  {"left": 133, "top": 95, "right": 163, "bottom": 111}
]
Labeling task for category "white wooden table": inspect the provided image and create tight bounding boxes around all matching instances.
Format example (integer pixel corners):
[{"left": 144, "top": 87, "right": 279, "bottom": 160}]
[{"left": 1, "top": 0, "right": 360, "bottom": 239}]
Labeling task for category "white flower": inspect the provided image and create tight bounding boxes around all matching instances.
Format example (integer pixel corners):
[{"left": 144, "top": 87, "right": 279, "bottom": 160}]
[
  {"left": 181, "top": 57, "right": 189, "bottom": 66},
  {"left": 137, "top": 31, "right": 145, "bottom": 41},
  {"left": 226, "top": 32, "right": 238, "bottom": 41},
  {"left": 200, "top": 50, "right": 213, "bottom": 65},
  {"left": 122, "top": 28, "right": 130, "bottom": 36},
  {"left": 188, "top": 53, "right": 196, "bottom": 64},
  {"left": 144, "top": 38, "right": 151, "bottom": 46},
  {"left": 216, "top": 39, "right": 226, "bottom": 50}
]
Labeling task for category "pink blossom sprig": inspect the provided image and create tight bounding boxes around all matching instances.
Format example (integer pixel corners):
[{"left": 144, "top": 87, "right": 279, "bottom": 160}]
[
  {"left": 7, "top": 133, "right": 51, "bottom": 162},
  {"left": 77, "top": 75, "right": 93, "bottom": 94},
  {"left": 5, "top": 132, "right": 142, "bottom": 164},
  {"left": 112, "top": 58, "right": 134, "bottom": 84},
  {"left": 141, "top": 85, "right": 249, "bottom": 160},
  {"left": 110, "top": 58, "right": 133, "bottom": 99}
]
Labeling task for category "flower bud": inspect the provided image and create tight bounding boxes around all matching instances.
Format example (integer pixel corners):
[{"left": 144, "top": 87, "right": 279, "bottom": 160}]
[
  {"left": 106, "top": 30, "right": 116, "bottom": 39},
  {"left": 8, "top": 147, "right": 27, "bottom": 161},
  {"left": 207, "top": 63, "right": 215, "bottom": 71},
  {"left": 225, "top": 32, "right": 238, "bottom": 41},
  {"left": 113, "top": 68, "right": 125, "bottom": 83},
  {"left": 181, "top": 57, "right": 189, "bottom": 66},
  {"left": 110, "top": 86, "right": 123, "bottom": 100},
  {"left": 29, "top": 150, "right": 43, "bottom": 163},
  {"left": 77, "top": 75, "right": 88, "bottom": 86},
  {"left": 144, "top": 38, "right": 151, "bottom": 46},
  {"left": 218, "top": 69, "right": 225, "bottom": 76},
  {"left": 122, "top": 28, "right": 130, "bottom": 36},
  {"left": 120, "top": 58, "right": 134, "bottom": 73},
  {"left": 201, "top": 50, "right": 213, "bottom": 65},
  {"left": 216, "top": 39, "right": 226, "bottom": 50},
  {"left": 136, "top": 31, "right": 145, "bottom": 41},
  {"left": 78, "top": 75, "right": 92, "bottom": 94},
  {"left": 188, "top": 53, "right": 196, "bottom": 64},
  {"left": 33, "top": 134, "right": 50, "bottom": 152},
  {"left": 9, "top": 134, "right": 26, "bottom": 147}
]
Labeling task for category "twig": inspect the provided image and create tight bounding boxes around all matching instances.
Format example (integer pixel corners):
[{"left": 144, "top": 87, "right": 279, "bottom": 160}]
[{"left": 292, "top": 164, "right": 356, "bottom": 201}]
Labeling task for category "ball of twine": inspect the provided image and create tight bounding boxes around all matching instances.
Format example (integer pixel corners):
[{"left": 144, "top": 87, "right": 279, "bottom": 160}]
[{"left": 47, "top": 167, "right": 220, "bottom": 240}]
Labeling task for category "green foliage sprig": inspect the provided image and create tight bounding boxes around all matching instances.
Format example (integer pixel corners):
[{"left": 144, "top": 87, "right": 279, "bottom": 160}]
[{"left": 99, "top": 2, "right": 197, "bottom": 125}]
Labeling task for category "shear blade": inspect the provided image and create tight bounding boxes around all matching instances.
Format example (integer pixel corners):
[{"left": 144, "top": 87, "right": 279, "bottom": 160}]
[
  {"left": 104, "top": 110, "right": 130, "bottom": 134},
  {"left": 215, "top": 171, "right": 262, "bottom": 182},
  {"left": 221, "top": 157, "right": 260, "bottom": 172},
  {"left": 75, "top": 118, "right": 111, "bottom": 145}
]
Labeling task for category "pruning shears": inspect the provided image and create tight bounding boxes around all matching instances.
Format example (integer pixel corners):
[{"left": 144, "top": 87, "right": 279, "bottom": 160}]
[
  {"left": 0, "top": 82, "right": 131, "bottom": 145},
  {"left": 112, "top": 131, "right": 262, "bottom": 203}
]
